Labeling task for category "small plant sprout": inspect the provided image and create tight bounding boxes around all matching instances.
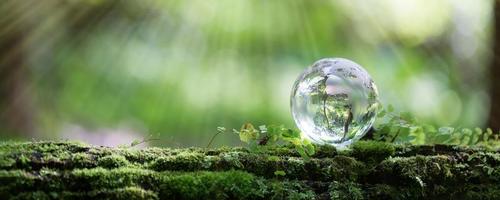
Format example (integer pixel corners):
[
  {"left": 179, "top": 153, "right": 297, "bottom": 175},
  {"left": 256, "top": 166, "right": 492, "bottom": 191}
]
[
  {"left": 126, "top": 134, "right": 160, "bottom": 148},
  {"left": 208, "top": 123, "right": 316, "bottom": 159},
  {"left": 373, "top": 105, "right": 500, "bottom": 148},
  {"left": 206, "top": 105, "right": 499, "bottom": 158},
  {"left": 206, "top": 127, "right": 227, "bottom": 148}
]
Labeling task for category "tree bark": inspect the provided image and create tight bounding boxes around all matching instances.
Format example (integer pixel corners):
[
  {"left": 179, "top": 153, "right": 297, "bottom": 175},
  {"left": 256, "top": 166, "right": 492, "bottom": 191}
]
[
  {"left": 489, "top": 1, "right": 500, "bottom": 132},
  {"left": 0, "top": 28, "right": 36, "bottom": 137}
]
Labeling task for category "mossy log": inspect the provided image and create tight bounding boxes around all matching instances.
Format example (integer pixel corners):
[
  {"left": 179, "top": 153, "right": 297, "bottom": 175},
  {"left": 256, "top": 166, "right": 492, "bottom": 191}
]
[{"left": 0, "top": 141, "right": 499, "bottom": 200}]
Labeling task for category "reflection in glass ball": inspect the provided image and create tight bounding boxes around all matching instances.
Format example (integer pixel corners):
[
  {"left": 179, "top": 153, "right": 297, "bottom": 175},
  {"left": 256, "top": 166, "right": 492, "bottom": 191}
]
[{"left": 290, "top": 58, "right": 379, "bottom": 148}]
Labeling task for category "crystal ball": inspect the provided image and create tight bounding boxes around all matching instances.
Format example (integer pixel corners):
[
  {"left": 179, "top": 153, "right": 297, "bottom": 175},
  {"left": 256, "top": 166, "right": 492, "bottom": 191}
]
[{"left": 290, "top": 58, "right": 379, "bottom": 148}]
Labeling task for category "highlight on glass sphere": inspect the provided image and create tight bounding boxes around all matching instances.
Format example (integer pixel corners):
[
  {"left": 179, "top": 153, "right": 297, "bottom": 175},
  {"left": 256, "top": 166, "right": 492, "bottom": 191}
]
[{"left": 290, "top": 58, "right": 379, "bottom": 148}]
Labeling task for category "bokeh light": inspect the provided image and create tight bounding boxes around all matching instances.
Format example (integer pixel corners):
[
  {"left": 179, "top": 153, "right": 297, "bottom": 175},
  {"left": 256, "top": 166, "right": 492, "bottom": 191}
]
[{"left": 0, "top": 0, "right": 495, "bottom": 147}]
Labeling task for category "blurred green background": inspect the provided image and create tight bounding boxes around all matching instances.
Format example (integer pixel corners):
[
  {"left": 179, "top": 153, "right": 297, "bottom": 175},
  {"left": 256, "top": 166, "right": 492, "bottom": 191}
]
[{"left": 0, "top": 0, "right": 496, "bottom": 147}]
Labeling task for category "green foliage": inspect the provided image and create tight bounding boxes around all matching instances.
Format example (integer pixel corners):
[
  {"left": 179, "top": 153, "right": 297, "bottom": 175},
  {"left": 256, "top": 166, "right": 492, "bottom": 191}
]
[
  {"left": 273, "top": 170, "right": 286, "bottom": 177},
  {"left": 374, "top": 105, "right": 500, "bottom": 148},
  {"left": 329, "top": 181, "right": 364, "bottom": 200},
  {"left": 120, "top": 135, "right": 159, "bottom": 148},
  {"left": 208, "top": 105, "right": 499, "bottom": 159},
  {"left": 209, "top": 123, "right": 315, "bottom": 159}
]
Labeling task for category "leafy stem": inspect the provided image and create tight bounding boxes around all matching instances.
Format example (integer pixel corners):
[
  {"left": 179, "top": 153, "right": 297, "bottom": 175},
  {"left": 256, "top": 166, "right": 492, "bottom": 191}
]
[
  {"left": 129, "top": 135, "right": 159, "bottom": 148},
  {"left": 211, "top": 123, "right": 315, "bottom": 159},
  {"left": 374, "top": 105, "right": 500, "bottom": 148}
]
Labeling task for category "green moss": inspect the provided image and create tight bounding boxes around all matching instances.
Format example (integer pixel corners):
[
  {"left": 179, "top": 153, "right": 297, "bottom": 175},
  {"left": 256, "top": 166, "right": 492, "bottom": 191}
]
[
  {"left": 350, "top": 141, "right": 395, "bottom": 165},
  {"left": 374, "top": 155, "right": 459, "bottom": 186},
  {"left": 0, "top": 141, "right": 499, "bottom": 199},
  {"left": 97, "top": 155, "right": 130, "bottom": 169},
  {"left": 327, "top": 155, "right": 364, "bottom": 180},
  {"left": 329, "top": 181, "right": 364, "bottom": 200},
  {"left": 149, "top": 152, "right": 206, "bottom": 171},
  {"left": 159, "top": 170, "right": 264, "bottom": 199},
  {"left": 313, "top": 145, "right": 338, "bottom": 158},
  {"left": 12, "top": 187, "right": 159, "bottom": 200},
  {"left": 70, "top": 152, "right": 95, "bottom": 168},
  {"left": 0, "top": 167, "right": 315, "bottom": 199},
  {"left": 267, "top": 181, "right": 315, "bottom": 200},
  {"left": 0, "top": 151, "right": 15, "bottom": 168}
]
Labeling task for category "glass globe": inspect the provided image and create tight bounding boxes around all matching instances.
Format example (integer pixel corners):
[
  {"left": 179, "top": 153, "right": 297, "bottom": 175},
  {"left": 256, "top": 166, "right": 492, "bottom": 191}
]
[{"left": 290, "top": 58, "right": 379, "bottom": 148}]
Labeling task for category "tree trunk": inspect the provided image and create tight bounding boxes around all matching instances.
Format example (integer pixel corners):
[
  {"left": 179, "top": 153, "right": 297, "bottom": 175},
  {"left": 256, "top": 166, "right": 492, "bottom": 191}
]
[
  {"left": 489, "top": 1, "right": 500, "bottom": 132},
  {"left": 0, "top": 29, "right": 36, "bottom": 138},
  {"left": 0, "top": 141, "right": 498, "bottom": 199}
]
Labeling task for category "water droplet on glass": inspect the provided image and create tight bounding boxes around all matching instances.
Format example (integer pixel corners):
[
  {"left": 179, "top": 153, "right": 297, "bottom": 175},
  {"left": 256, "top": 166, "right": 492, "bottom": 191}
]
[{"left": 290, "top": 58, "right": 379, "bottom": 148}]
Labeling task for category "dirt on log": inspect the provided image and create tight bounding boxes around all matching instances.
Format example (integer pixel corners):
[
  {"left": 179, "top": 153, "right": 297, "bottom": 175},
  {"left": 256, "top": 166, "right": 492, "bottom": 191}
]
[{"left": 0, "top": 141, "right": 499, "bottom": 200}]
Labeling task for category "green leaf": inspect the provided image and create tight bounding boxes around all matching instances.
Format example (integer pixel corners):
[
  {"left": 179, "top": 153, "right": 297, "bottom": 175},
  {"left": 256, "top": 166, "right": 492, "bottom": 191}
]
[
  {"left": 474, "top": 127, "right": 483, "bottom": 135},
  {"left": 274, "top": 170, "right": 286, "bottom": 176},
  {"left": 486, "top": 128, "right": 493, "bottom": 136},
  {"left": 239, "top": 123, "right": 259, "bottom": 143},
  {"left": 130, "top": 139, "right": 141, "bottom": 147},
  {"left": 484, "top": 128, "right": 493, "bottom": 142},
  {"left": 461, "top": 136, "right": 470, "bottom": 145},
  {"left": 434, "top": 134, "right": 450, "bottom": 144},
  {"left": 470, "top": 129, "right": 481, "bottom": 145},
  {"left": 487, "top": 167, "right": 494, "bottom": 175},
  {"left": 461, "top": 128, "right": 472, "bottom": 135},
  {"left": 398, "top": 135, "right": 416, "bottom": 143},
  {"left": 258, "top": 125, "right": 267, "bottom": 133},
  {"left": 295, "top": 146, "right": 308, "bottom": 159},
  {"left": 282, "top": 128, "right": 300, "bottom": 139},
  {"left": 267, "top": 156, "right": 280, "bottom": 162},
  {"left": 216, "top": 127, "right": 226, "bottom": 133},
  {"left": 422, "top": 124, "right": 437, "bottom": 133},
  {"left": 304, "top": 142, "right": 315, "bottom": 156},
  {"left": 438, "top": 127, "right": 454, "bottom": 135},
  {"left": 266, "top": 125, "right": 283, "bottom": 137}
]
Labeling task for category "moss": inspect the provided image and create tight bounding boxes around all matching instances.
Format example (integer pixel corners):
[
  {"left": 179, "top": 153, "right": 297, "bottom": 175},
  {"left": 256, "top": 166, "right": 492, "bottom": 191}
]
[
  {"left": 12, "top": 187, "right": 159, "bottom": 200},
  {"left": 327, "top": 155, "right": 364, "bottom": 181},
  {"left": 363, "top": 183, "right": 500, "bottom": 200},
  {"left": 328, "top": 181, "right": 364, "bottom": 200},
  {"left": 70, "top": 152, "right": 95, "bottom": 168},
  {"left": 313, "top": 145, "right": 338, "bottom": 158},
  {"left": 159, "top": 170, "right": 264, "bottom": 199},
  {"left": 372, "top": 155, "right": 452, "bottom": 186},
  {"left": 350, "top": 141, "right": 395, "bottom": 165},
  {"left": 0, "top": 170, "right": 37, "bottom": 196},
  {"left": 97, "top": 155, "right": 130, "bottom": 169},
  {"left": 267, "top": 181, "right": 316, "bottom": 200},
  {"left": 0, "top": 168, "right": 315, "bottom": 199},
  {"left": 0, "top": 152, "right": 15, "bottom": 168},
  {"left": 0, "top": 141, "right": 499, "bottom": 199},
  {"left": 149, "top": 152, "right": 206, "bottom": 171}
]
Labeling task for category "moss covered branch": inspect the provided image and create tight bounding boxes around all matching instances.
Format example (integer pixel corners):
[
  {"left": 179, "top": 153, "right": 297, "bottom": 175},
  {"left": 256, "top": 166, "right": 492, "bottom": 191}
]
[{"left": 0, "top": 141, "right": 499, "bottom": 199}]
